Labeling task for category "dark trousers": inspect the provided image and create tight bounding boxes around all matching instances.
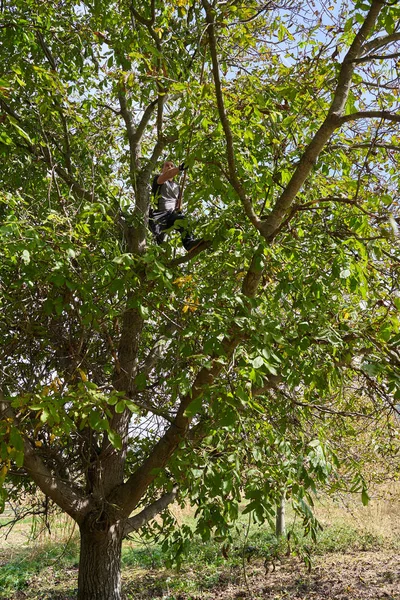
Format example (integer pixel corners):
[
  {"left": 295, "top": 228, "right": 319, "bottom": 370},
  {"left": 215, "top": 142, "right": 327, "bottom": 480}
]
[{"left": 149, "top": 209, "right": 197, "bottom": 251}]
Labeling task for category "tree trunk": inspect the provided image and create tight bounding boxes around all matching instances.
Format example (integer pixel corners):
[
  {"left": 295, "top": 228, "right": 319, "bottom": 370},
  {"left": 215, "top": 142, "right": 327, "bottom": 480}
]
[
  {"left": 77, "top": 520, "right": 124, "bottom": 600},
  {"left": 275, "top": 498, "right": 285, "bottom": 538}
]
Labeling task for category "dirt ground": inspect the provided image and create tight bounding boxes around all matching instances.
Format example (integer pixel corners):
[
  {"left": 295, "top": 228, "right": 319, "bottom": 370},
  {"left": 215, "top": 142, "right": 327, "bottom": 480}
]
[
  {"left": 123, "top": 551, "right": 400, "bottom": 600},
  {"left": 235, "top": 551, "right": 399, "bottom": 600}
]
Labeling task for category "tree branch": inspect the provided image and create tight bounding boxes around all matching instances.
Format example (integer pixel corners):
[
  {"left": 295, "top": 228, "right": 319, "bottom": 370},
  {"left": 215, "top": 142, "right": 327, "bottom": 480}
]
[
  {"left": 130, "top": 2, "right": 154, "bottom": 28},
  {"left": 252, "top": 374, "right": 282, "bottom": 396},
  {"left": 241, "top": 252, "right": 265, "bottom": 298},
  {"left": 352, "top": 50, "right": 400, "bottom": 63},
  {"left": 123, "top": 487, "right": 178, "bottom": 536},
  {"left": 168, "top": 240, "right": 212, "bottom": 266},
  {"left": 108, "top": 243, "right": 264, "bottom": 517},
  {"left": 362, "top": 79, "right": 400, "bottom": 90},
  {"left": 109, "top": 332, "right": 241, "bottom": 516},
  {"left": 36, "top": 30, "right": 57, "bottom": 70},
  {"left": 259, "top": 0, "right": 385, "bottom": 242},
  {"left": 361, "top": 31, "right": 400, "bottom": 54},
  {"left": 118, "top": 91, "right": 158, "bottom": 181},
  {"left": 202, "top": 0, "right": 261, "bottom": 231},
  {"left": 293, "top": 196, "right": 377, "bottom": 217},
  {"left": 137, "top": 325, "right": 177, "bottom": 381},
  {"left": 0, "top": 392, "right": 90, "bottom": 523},
  {"left": 0, "top": 98, "right": 94, "bottom": 202},
  {"left": 133, "top": 99, "right": 159, "bottom": 147},
  {"left": 36, "top": 29, "right": 73, "bottom": 174},
  {"left": 329, "top": 142, "right": 400, "bottom": 151},
  {"left": 339, "top": 110, "right": 400, "bottom": 125}
]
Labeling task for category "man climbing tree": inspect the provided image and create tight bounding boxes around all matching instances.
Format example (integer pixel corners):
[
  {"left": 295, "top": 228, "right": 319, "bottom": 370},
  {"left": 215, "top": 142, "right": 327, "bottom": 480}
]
[
  {"left": 0, "top": 1, "right": 400, "bottom": 600},
  {"left": 149, "top": 160, "right": 203, "bottom": 251}
]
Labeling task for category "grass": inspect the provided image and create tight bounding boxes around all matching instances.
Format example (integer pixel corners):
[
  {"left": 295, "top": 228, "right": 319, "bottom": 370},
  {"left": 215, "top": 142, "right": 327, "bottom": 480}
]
[{"left": 1, "top": 484, "right": 399, "bottom": 599}]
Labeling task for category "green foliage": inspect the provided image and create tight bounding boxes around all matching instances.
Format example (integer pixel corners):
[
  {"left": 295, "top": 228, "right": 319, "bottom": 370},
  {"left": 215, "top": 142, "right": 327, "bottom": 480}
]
[{"left": 0, "top": 1, "right": 399, "bottom": 596}]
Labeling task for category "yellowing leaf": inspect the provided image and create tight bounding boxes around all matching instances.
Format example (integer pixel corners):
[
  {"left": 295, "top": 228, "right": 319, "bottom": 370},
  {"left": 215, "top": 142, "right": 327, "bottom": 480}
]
[
  {"left": 173, "top": 275, "right": 193, "bottom": 288},
  {"left": 78, "top": 369, "right": 88, "bottom": 382},
  {"left": 182, "top": 295, "right": 199, "bottom": 313}
]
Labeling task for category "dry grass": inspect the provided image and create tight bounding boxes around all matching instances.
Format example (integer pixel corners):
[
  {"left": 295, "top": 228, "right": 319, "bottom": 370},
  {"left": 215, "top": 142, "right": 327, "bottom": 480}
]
[{"left": 313, "top": 482, "right": 400, "bottom": 544}]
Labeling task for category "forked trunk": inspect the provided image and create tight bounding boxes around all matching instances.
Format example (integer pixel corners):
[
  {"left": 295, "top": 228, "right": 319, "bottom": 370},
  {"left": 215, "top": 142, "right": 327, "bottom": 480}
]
[{"left": 77, "top": 520, "right": 124, "bottom": 600}]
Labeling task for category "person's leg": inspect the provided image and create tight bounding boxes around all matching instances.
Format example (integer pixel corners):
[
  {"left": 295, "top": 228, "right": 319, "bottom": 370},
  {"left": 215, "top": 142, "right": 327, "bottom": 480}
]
[
  {"left": 151, "top": 210, "right": 169, "bottom": 245},
  {"left": 168, "top": 211, "right": 202, "bottom": 251}
]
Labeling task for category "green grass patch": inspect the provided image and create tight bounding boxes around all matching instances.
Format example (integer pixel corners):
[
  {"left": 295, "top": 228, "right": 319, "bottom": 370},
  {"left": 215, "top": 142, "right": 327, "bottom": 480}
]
[{"left": 0, "top": 538, "right": 79, "bottom": 598}]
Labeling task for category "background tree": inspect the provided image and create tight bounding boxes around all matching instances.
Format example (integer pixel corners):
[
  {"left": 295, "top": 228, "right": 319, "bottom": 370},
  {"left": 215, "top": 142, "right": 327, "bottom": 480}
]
[{"left": 1, "top": 1, "right": 400, "bottom": 599}]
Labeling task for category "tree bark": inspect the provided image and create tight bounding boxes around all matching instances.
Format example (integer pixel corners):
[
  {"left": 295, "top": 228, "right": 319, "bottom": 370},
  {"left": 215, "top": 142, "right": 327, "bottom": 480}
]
[
  {"left": 77, "top": 520, "right": 125, "bottom": 600},
  {"left": 275, "top": 498, "right": 285, "bottom": 538}
]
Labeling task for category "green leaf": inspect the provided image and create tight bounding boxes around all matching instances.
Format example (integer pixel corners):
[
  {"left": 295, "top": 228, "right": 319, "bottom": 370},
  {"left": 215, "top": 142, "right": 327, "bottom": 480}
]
[
  {"left": 108, "top": 431, "right": 122, "bottom": 450},
  {"left": 115, "top": 400, "right": 126, "bottom": 413},
  {"left": 252, "top": 356, "right": 264, "bottom": 369},
  {"left": 0, "top": 131, "right": 13, "bottom": 145},
  {"left": 10, "top": 121, "right": 33, "bottom": 144},
  {"left": 361, "top": 488, "right": 370, "bottom": 506},
  {"left": 184, "top": 396, "right": 202, "bottom": 418},
  {"left": 218, "top": 406, "right": 237, "bottom": 427},
  {"left": 89, "top": 411, "right": 102, "bottom": 429},
  {"left": 134, "top": 372, "right": 147, "bottom": 391},
  {"left": 308, "top": 439, "right": 320, "bottom": 448}
]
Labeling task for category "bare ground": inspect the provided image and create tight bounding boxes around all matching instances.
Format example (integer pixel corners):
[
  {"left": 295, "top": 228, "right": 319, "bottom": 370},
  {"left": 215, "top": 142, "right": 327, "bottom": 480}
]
[{"left": 123, "top": 550, "right": 400, "bottom": 599}]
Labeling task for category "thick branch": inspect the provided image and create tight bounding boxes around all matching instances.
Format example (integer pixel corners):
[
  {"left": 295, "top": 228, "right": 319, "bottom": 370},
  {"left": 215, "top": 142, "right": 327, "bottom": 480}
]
[
  {"left": 22, "top": 440, "right": 91, "bottom": 524},
  {"left": 168, "top": 240, "right": 212, "bottom": 266},
  {"left": 339, "top": 110, "right": 400, "bottom": 125},
  {"left": 108, "top": 333, "right": 241, "bottom": 516},
  {"left": 241, "top": 252, "right": 265, "bottom": 298},
  {"left": 202, "top": 0, "right": 261, "bottom": 230},
  {"left": 123, "top": 487, "right": 177, "bottom": 536},
  {"left": 97, "top": 303, "right": 145, "bottom": 497},
  {"left": 141, "top": 135, "right": 172, "bottom": 183},
  {"left": 118, "top": 91, "right": 158, "bottom": 178},
  {"left": 108, "top": 241, "right": 264, "bottom": 516},
  {"left": 362, "top": 32, "right": 400, "bottom": 54},
  {"left": 134, "top": 99, "right": 159, "bottom": 147},
  {"left": 259, "top": 0, "right": 384, "bottom": 242},
  {"left": 352, "top": 50, "right": 400, "bottom": 63}
]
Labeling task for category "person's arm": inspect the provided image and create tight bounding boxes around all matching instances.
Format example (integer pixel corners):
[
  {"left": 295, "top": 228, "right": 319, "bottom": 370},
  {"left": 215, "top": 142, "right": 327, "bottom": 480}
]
[
  {"left": 157, "top": 163, "right": 186, "bottom": 185},
  {"left": 156, "top": 167, "right": 180, "bottom": 185}
]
